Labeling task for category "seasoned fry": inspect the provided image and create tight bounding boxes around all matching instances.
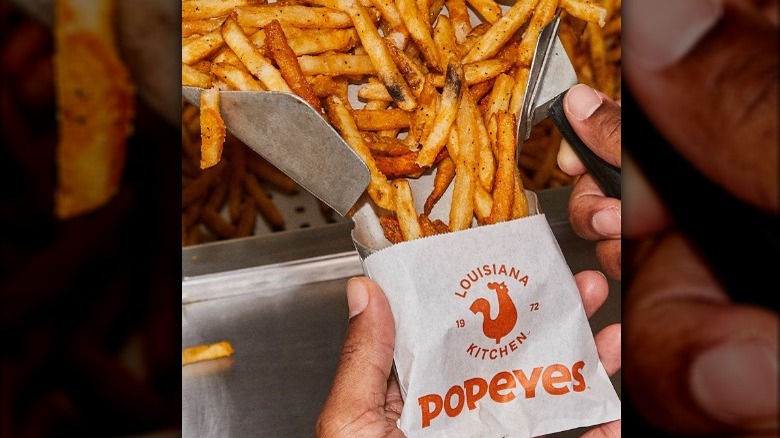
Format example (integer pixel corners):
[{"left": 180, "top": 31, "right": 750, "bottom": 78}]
[
  {"left": 235, "top": 4, "right": 354, "bottom": 28},
  {"left": 392, "top": 179, "right": 423, "bottom": 241},
  {"left": 517, "top": 0, "right": 557, "bottom": 66},
  {"left": 221, "top": 17, "right": 292, "bottom": 92},
  {"left": 199, "top": 87, "right": 226, "bottom": 169},
  {"left": 182, "top": 30, "right": 224, "bottom": 65},
  {"left": 465, "top": 0, "right": 502, "bottom": 24},
  {"left": 297, "top": 53, "right": 376, "bottom": 75},
  {"left": 445, "top": 0, "right": 471, "bottom": 44},
  {"left": 179, "top": 0, "right": 621, "bottom": 245},
  {"left": 325, "top": 95, "right": 395, "bottom": 211},
  {"left": 264, "top": 20, "right": 322, "bottom": 112},
  {"left": 449, "top": 92, "right": 479, "bottom": 231},
  {"left": 560, "top": 0, "right": 607, "bottom": 26},
  {"left": 416, "top": 63, "right": 462, "bottom": 167},
  {"left": 182, "top": 341, "right": 235, "bottom": 366},
  {"left": 424, "top": 155, "right": 455, "bottom": 215},
  {"left": 486, "top": 110, "right": 516, "bottom": 224},
  {"left": 54, "top": 0, "right": 134, "bottom": 219},
  {"left": 183, "top": 63, "right": 213, "bottom": 88},
  {"left": 182, "top": 17, "right": 227, "bottom": 38},
  {"left": 396, "top": 0, "right": 440, "bottom": 70},
  {"left": 243, "top": 173, "right": 286, "bottom": 230},
  {"left": 210, "top": 62, "right": 265, "bottom": 90},
  {"left": 337, "top": 0, "right": 417, "bottom": 110},
  {"left": 379, "top": 215, "right": 404, "bottom": 244}
]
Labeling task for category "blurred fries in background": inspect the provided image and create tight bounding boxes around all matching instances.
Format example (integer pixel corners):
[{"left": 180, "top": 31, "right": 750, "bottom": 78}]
[{"left": 181, "top": 0, "right": 621, "bottom": 244}]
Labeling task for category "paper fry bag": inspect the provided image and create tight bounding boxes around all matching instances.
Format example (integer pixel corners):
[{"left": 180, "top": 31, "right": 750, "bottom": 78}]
[{"left": 350, "top": 187, "right": 621, "bottom": 437}]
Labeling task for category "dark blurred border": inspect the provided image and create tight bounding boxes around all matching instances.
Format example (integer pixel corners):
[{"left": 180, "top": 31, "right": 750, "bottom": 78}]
[{"left": 0, "top": 1, "right": 181, "bottom": 436}]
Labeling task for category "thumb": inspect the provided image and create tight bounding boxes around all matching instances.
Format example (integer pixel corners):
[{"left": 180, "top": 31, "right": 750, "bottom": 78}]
[
  {"left": 317, "top": 277, "right": 396, "bottom": 432},
  {"left": 624, "top": 0, "right": 778, "bottom": 212}
]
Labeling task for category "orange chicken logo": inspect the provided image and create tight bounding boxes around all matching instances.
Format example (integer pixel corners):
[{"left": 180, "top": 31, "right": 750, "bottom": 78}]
[{"left": 470, "top": 282, "right": 517, "bottom": 344}]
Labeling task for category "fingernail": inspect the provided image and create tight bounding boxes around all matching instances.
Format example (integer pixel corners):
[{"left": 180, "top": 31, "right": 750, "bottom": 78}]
[
  {"left": 690, "top": 342, "right": 778, "bottom": 426},
  {"left": 557, "top": 139, "right": 583, "bottom": 175},
  {"left": 625, "top": 0, "right": 723, "bottom": 70},
  {"left": 346, "top": 278, "right": 370, "bottom": 319},
  {"left": 565, "top": 84, "right": 603, "bottom": 121},
  {"left": 592, "top": 208, "right": 621, "bottom": 237}
]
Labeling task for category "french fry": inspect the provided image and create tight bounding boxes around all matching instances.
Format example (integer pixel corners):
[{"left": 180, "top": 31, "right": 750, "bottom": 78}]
[
  {"left": 486, "top": 110, "right": 515, "bottom": 224},
  {"left": 418, "top": 213, "right": 449, "bottom": 236},
  {"left": 424, "top": 155, "right": 455, "bottom": 215},
  {"left": 379, "top": 215, "right": 404, "bottom": 244},
  {"left": 485, "top": 73, "right": 514, "bottom": 141},
  {"left": 392, "top": 179, "right": 424, "bottom": 241},
  {"left": 357, "top": 79, "right": 394, "bottom": 101},
  {"left": 210, "top": 62, "right": 265, "bottom": 90},
  {"left": 54, "top": 0, "right": 134, "bottom": 219},
  {"left": 202, "top": 206, "right": 237, "bottom": 238},
  {"left": 465, "top": 0, "right": 502, "bottom": 24},
  {"left": 449, "top": 92, "right": 479, "bottom": 231},
  {"left": 462, "top": 0, "right": 539, "bottom": 63},
  {"left": 246, "top": 154, "right": 299, "bottom": 194},
  {"left": 183, "top": 161, "right": 226, "bottom": 207},
  {"left": 183, "top": 63, "right": 213, "bottom": 88},
  {"left": 179, "top": 0, "right": 620, "bottom": 245},
  {"left": 367, "top": 0, "right": 409, "bottom": 43},
  {"left": 375, "top": 148, "right": 446, "bottom": 178},
  {"left": 395, "top": 0, "right": 440, "bottom": 70},
  {"left": 444, "top": 0, "right": 471, "bottom": 44},
  {"left": 199, "top": 87, "right": 226, "bottom": 169},
  {"left": 336, "top": 0, "right": 417, "bottom": 111},
  {"left": 416, "top": 62, "right": 462, "bottom": 167},
  {"left": 508, "top": 66, "right": 530, "bottom": 117},
  {"left": 182, "top": 30, "right": 224, "bottom": 64},
  {"left": 264, "top": 20, "right": 323, "bottom": 112},
  {"left": 235, "top": 4, "right": 354, "bottom": 28},
  {"left": 235, "top": 198, "right": 257, "bottom": 237},
  {"left": 221, "top": 17, "right": 292, "bottom": 92},
  {"left": 182, "top": 341, "right": 235, "bottom": 366},
  {"left": 243, "top": 172, "right": 286, "bottom": 230},
  {"left": 182, "top": 17, "right": 227, "bottom": 38},
  {"left": 516, "top": 0, "right": 558, "bottom": 66},
  {"left": 297, "top": 53, "right": 376, "bottom": 75},
  {"left": 182, "top": 0, "right": 251, "bottom": 20},
  {"left": 325, "top": 95, "right": 395, "bottom": 210},
  {"left": 560, "top": 0, "right": 606, "bottom": 26},
  {"left": 384, "top": 41, "right": 428, "bottom": 94},
  {"left": 352, "top": 108, "right": 411, "bottom": 130},
  {"left": 473, "top": 184, "right": 493, "bottom": 224}
]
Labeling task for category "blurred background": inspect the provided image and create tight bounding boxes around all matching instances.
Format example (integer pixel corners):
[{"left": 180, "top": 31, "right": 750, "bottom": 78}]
[{"left": 0, "top": 1, "right": 181, "bottom": 436}]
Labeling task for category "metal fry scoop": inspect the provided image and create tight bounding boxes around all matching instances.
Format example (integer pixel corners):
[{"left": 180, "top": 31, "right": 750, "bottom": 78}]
[
  {"left": 182, "top": 88, "right": 370, "bottom": 217},
  {"left": 518, "top": 12, "right": 621, "bottom": 199}
]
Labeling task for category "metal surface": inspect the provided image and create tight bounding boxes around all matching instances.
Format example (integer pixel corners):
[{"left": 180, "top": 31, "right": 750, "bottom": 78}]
[
  {"left": 182, "top": 87, "right": 371, "bottom": 217},
  {"left": 182, "top": 187, "right": 621, "bottom": 438},
  {"left": 517, "top": 13, "right": 578, "bottom": 156}
]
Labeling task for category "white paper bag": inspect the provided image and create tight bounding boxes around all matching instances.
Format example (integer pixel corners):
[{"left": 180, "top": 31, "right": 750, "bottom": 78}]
[{"left": 350, "top": 180, "right": 621, "bottom": 437}]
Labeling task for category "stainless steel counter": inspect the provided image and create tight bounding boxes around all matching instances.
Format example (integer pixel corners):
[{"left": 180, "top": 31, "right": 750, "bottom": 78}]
[{"left": 182, "top": 187, "right": 621, "bottom": 437}]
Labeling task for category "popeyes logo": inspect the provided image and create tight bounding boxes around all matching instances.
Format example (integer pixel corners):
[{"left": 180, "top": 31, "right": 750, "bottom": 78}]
[
  {"left": 418, "top": 361, "right": 589, "bottom": 428},
  {"left": 453, "top": 263, "right": 536, "bottom": 361}
]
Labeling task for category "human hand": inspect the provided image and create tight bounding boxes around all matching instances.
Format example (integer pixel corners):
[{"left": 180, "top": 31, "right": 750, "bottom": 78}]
[
  {"left": 315, "top": 273, "right": 622, "bottom": 437},
  {"left": 622, "top": 0, "right": 777, "bottom": 435},
  {"left": 557, "top": 84, "right": 623, "bottom": 280}
]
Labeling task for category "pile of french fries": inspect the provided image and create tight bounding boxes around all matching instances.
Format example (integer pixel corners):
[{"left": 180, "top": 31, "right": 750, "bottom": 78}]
[
  {"left": 182, "top": 104, "right": 340, "bottom": 245},
  {"left": 182, "top": 0, "right": 620, "bottom": 244}
]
